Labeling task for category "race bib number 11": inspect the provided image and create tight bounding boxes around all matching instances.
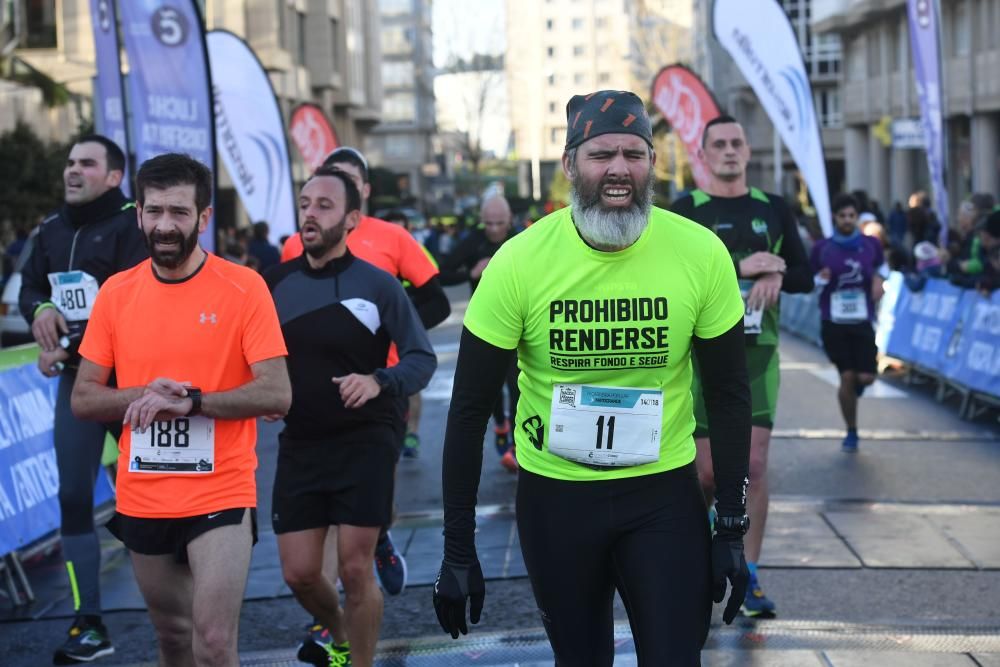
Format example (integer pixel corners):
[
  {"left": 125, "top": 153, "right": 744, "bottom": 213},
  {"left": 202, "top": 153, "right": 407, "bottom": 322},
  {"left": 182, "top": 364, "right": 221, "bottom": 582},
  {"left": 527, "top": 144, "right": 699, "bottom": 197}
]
[
  {"left": 548, "top": 384, "right": 663, "bottom": 467},
  {"left": 129, "top": 416, "right": 216, "bottom": 474}
]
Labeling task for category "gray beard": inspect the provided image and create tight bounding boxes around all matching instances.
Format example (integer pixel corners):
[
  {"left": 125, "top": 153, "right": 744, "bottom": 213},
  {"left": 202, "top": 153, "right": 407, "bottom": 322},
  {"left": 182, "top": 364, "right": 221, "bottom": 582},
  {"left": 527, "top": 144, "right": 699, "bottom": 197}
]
[{"left": 570, "top": 178, "right": 653, "bottom": 252}]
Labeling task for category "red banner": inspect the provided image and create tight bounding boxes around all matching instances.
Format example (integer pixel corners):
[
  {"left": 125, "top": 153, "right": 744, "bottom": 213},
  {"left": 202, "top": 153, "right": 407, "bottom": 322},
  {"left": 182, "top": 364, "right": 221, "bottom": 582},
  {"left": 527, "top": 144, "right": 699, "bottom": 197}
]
[
  {"left": 289, "top": 103, "right": 339, "bottom": 172},
  {"left": 650, "top": 65, "right": 721, "bottom": 191}
]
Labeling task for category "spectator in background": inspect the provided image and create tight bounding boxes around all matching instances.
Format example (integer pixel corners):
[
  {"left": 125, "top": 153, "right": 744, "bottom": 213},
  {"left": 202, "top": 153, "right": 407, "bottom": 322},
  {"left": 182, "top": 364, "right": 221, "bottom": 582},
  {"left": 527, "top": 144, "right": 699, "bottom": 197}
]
[
  {"left": 906, "top": 193, "right": 941, "bottom": 248},
  {"left": 3, "top": 221, "right": 31, "bottom": 281},
  {"left": 946, "top": 194, "right": 996, "bottom": 288},
  {"left": 973, "top": 211, "right": 1000, "bottom": 295},
  {"left": 248, "top": 221, "right": 280, "bottom": 272},
  {"left": 887, "top": 201, "right": 908, "bottom": 247}
]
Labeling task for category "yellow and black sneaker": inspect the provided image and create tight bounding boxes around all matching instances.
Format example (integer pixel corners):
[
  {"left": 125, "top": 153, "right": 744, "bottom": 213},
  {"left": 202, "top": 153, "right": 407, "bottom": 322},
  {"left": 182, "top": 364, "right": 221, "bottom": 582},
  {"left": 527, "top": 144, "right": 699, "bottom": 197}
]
[
  {"left": 296, "top": 622, "right": 332, "bottom": 666},
  {"left": 323, "top": 640, "right": 351, "bottom": 666},
  {"left": 53, "top": 616, "right": 114, "bottom": 664}
]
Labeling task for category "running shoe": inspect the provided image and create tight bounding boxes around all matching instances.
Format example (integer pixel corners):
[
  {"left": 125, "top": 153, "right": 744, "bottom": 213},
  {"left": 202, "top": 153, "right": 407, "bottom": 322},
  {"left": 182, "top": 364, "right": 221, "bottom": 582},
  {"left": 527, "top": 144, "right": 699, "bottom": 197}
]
[
  {"left": 402, "top": 432, "right": 420, "bottom": 458},
  {"left": 323, "top": 641, "right": 351, "bottom": 666},
  {"left": 494, "top": 419, "right": 511, "bottom": 457},
  {"left": 53, "top": 616, "right": 114, "bottom": 664},
  {"left": 297, "top": 623, "right": 332, "bottom": 666},
  {"left": 500, "top": 447, "right": 518, "bottom": 473},
  {"left": 741, "top": 575, "right": 777, "bottom": 619},
  {"left": 374, "top": 532, "right": 407, "bottom": 595},
  {"left": 842, "top": 430, "right": 859, "bottom": 453}
]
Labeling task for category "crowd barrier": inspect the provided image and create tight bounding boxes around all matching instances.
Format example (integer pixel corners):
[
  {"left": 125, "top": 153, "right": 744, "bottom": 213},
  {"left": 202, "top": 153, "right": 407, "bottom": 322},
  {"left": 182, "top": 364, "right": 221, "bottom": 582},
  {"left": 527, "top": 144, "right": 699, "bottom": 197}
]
[
  {"left": 779, "top": 273, "right": 1000, "bottom": 419},
  {"left": 0, "top": 345, "right": 114, "bottom": 604}
]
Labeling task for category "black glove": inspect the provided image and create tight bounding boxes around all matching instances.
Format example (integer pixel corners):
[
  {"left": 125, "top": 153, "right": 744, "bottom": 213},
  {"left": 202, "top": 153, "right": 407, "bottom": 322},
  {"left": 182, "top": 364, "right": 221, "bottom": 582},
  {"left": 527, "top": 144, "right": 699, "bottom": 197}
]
[
  {"left": 711, "top": 531, "right": 749, "bottom": 624},
  {"left": 433, "top": 558, "right": 485, "bottom": 639}
]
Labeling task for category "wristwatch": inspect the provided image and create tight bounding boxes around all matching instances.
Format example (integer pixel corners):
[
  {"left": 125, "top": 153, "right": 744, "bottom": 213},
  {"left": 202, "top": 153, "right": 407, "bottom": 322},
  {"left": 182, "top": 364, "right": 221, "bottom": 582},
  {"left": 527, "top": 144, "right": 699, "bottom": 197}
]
[
  {"left": 716, "top": 514, "right": 750, "bottom": 535},
  {"left": 186, "top": 387, "right": 203, "bottom": 416},
  {"left": 373, "top": 369, "right": 392, "bottom": 393}
]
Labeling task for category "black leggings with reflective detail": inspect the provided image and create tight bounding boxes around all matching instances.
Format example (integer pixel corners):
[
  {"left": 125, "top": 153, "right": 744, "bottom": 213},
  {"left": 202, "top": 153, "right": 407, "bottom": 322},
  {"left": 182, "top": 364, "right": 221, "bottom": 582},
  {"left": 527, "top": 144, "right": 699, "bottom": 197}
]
[{"left": 516, "top": 463, "right": 712, "bottom": 666}]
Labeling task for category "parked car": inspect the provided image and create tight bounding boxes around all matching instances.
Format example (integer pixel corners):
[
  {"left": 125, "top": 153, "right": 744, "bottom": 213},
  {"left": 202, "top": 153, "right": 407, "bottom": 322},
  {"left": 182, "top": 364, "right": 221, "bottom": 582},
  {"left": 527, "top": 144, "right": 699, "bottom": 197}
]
[{"left": 0, "top": 232, "right": 36, "bottom": 347}]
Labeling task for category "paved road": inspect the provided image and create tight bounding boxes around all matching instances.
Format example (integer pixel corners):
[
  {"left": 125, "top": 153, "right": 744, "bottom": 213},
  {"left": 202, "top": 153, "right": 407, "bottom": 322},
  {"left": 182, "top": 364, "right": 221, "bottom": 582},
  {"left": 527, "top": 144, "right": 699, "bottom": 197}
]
[{"left": 1, "top": 285, "right": 999, "bottom": 665}]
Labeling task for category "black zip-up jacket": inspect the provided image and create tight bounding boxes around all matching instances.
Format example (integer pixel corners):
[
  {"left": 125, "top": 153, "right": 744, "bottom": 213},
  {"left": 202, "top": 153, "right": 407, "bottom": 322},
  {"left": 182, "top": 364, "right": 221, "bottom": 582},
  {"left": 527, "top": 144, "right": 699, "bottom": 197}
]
[
  {"left": 19, "top": 187, "right": 148, "bottom": 331},
  {"left": 265, "top": 251, "right": 437, "bottom": 441}
]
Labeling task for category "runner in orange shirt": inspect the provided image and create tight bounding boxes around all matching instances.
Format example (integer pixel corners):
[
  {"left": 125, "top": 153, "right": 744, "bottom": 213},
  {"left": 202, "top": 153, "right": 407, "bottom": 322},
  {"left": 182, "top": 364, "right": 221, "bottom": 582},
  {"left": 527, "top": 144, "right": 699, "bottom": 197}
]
[{"left": 72, "top": 153, "right": 291, "bottom": 667}]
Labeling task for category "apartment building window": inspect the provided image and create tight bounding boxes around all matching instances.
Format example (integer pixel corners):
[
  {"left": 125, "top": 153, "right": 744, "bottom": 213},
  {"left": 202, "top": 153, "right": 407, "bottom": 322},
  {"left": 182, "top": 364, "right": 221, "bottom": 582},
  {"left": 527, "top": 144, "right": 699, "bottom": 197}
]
[
  {"left": 573, "top": 45, "right": 585, "bottom": 56},
  {"left": 866, "top": 32, "right": 880, "bottom": 77},
  {"left": 550, "top": 127, "right": 566, "bottom": 143},
  {"left": 546, "top": 19, "right": 554, "bottom": 30},
  {"left": 297, "top": 11, "right": 307, "bottom": 64},
  {"left": 278, "top": 1, "right": 288, "bottom": 51},
  {"left": 25, "top": 0, "right": 57, "bottom": 48},
  {"left": 599, "top": 71, "right": 611, "bottom": 83},
  {"left": 814, "top": 89, "right": 842, "bottom": 128},
  {"left": 574, "top": 73, "right": 585, "bottom": 84},
  {"left": 380, "top": 0, "right": 412, "bottom": 16},
  {"left": 547, "top": 73, "right": 557, "bottom": 85},
  {"left": 383, "top": 93, "right": 416, "bottom": 122},
  {"left": 382, "top": 61, "right": 415, "bottom": 88},
  {"left": 572, "top": 18, "right": 584, "bottom": 29},
  {"left": 547, "top": 46, "right": 556, "bottom": 57},
  {"left": 811, "top": 33, "right": 841, "bottom": 76},
  {"left": 382, "top": 26, "right": 412, "bottom": 55},
  {"left": 330, "top": 19, "right": 340, "bottom": 68},
  {"left": 596, "top": 17, "right": 608, "bottom": 28},
  {"left": 549, "top": 102, "right": 556, "bottom": 113},
  {"left": 952, "top": 0, "right": 970, "bottom": 56}
]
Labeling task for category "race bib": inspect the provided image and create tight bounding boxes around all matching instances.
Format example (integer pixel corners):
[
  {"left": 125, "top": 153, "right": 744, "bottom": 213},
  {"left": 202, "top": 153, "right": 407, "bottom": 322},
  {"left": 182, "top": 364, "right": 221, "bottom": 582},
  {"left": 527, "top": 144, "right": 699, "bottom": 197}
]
[
  {"left": 740, "top": 280, "right": 763, "bottom": 335},
  {"left": 48, "top": 271, "right": 99, "bottom": 322},
  {"left": 129, "top": 417, "right": 216, "bottom": 474},
  {"left": 831, "top": 289, "right": 868, "bottom": 323},
  {"left": 548, "top": 384, "right": 663, "bottom": 467}
]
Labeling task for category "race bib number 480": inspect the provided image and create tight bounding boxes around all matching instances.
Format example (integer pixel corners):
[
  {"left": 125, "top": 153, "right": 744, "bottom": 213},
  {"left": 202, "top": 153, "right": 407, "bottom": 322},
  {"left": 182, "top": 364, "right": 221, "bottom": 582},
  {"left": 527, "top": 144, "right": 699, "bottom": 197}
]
[
  {"left": 48, "top": 270, "right": 99, "bottom": 322},
  {"left": 548, "top": 384, "right": 663, "bottom": 467},
  {"left": 129, "top": 417, "right": 216, "bottom": 474}
]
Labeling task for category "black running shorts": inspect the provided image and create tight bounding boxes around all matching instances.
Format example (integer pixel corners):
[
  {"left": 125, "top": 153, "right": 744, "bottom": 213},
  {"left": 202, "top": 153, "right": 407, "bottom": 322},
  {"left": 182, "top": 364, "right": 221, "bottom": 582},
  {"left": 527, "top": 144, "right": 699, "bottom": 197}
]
[
  {"left": 107, "top": 507, "right": 257, "bottom": 564},
  {"left": 516, "top": 463, "right": 711, "bottom": 666},
  {"left": 820, "top": 320, "right": 878, "bottom": 374},
  {"left": 272, "top": 426, "right": 397, "bottom": 533}
]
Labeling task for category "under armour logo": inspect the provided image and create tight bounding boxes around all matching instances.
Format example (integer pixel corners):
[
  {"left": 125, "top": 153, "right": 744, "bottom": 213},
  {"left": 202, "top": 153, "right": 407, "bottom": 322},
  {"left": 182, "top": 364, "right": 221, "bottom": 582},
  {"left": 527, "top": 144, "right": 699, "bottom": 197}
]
[{"left": 199, "top": 312, "right": 217, "bottom": 325}]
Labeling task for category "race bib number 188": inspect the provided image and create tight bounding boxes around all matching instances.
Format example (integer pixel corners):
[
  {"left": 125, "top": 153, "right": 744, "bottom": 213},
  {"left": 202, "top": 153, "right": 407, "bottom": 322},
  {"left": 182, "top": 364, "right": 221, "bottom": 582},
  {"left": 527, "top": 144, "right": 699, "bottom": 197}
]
[
  {"left": 548, "top": 384, "right": 663, "bottom": 467},
  {"left": 129, "top": 416, "right": 216, "bottom": 474}
]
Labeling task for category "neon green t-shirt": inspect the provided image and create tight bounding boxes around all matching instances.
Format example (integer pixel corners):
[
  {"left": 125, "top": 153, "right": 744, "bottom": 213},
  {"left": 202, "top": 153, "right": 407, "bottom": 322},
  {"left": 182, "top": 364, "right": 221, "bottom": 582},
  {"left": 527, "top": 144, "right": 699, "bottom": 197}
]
[{"left": 464, "top": 205, "right": 744, "bottom": 481}]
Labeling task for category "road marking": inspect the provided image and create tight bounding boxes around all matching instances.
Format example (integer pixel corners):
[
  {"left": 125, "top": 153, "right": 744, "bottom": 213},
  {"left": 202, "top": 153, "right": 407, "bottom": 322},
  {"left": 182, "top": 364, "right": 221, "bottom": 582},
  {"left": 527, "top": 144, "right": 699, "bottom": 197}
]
[{"left": 772, "top": 428, "right": 996, "bottom": 441}]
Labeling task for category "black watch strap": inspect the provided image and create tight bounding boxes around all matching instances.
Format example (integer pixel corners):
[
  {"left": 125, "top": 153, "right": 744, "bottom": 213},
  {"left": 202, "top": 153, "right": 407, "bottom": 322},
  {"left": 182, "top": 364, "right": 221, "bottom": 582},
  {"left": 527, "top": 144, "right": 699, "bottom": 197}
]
[
  {"left": 187, "top": 387, "right": 203, "bottom": 416},
  {"left": 716, "top": 514, "right": 750, "bottom": 535}
]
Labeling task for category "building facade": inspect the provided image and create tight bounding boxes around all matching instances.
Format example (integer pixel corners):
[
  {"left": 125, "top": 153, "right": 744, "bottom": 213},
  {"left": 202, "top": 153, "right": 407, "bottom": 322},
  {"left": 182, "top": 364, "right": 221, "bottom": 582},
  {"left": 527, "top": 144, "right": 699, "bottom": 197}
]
[
  {"left": 505, "top": 0, "right": 634, "bottom": 198},
  {"left": 813, "top": 0, "right": 1000, "bottom": 215},
  {"left": 8, "top": 0, "right": 383, "bottom": 224},
  {"left": 696, "top": 0, "right": 846, "bottom": 205},
  {"left": 364, "top": 0, "right": 436, "bottom": 202}
]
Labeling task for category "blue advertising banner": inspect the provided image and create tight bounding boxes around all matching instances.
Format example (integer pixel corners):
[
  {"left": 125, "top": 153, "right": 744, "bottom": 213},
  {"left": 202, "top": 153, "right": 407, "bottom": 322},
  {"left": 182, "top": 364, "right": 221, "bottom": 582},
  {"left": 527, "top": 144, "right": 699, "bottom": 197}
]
[
  {"left": 884, "top": 278, "right": 963, "bottom": 373},
  {"left": 0, "top": 365, "right": 113, "bottom": 557},
  {"left": 119, "top": 0, "right": 216, "bottom": 250},
  {"left": 947, "top": 290, "right": 1000, "bottom": 397},
  {"left": 89, "top": 0, "right": 130, "bottom": 194},
  {"left": 907, "top": 0, "right": 950, "bottom": 241}
]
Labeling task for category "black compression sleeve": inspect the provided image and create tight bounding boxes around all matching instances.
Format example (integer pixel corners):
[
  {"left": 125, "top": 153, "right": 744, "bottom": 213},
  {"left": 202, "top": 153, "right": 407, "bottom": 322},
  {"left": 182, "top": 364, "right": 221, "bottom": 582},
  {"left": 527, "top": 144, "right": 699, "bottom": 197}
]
[
  {"left": 774, "top": 198, "right": 815, "bottom": 294},
  {"left": 693, "top": 321, "right": 750, "bottom": 517},
  {"left": 442, "top": 327, "right": 516, "bottom": 563},
  {"left": 408, "top": 276, "right": 451, "bottom": 329}
]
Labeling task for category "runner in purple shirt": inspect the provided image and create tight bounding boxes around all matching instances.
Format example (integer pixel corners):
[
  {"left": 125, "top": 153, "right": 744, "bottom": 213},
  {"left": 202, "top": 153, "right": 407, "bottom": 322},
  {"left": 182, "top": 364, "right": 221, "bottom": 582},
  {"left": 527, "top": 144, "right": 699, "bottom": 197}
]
[{"left": 809, "top": 194, "right": 885, "bottom": 452}]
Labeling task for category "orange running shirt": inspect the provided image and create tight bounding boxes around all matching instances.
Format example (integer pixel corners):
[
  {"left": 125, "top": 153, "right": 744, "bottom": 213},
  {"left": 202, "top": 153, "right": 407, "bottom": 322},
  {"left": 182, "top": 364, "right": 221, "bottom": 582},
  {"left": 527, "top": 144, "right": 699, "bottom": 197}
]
[
  {"left": 281, "top": 215, "right": 439, "bottom": 287},
  {"left": 79, "top": 254, "right": 288, "bottom": 519},
  {"left": 281, "top": 215, "right": 440, "bottom": 366}
]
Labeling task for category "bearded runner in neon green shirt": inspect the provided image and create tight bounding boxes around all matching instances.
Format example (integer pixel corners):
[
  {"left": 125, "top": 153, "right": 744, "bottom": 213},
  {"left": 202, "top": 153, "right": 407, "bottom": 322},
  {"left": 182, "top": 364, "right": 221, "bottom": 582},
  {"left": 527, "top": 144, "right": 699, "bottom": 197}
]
[
  {"left": 434, "top": 90, "right": 753, "bottom": 665},
  {"left": 464, "top": 204, "right": 743, "bottom": 480}
]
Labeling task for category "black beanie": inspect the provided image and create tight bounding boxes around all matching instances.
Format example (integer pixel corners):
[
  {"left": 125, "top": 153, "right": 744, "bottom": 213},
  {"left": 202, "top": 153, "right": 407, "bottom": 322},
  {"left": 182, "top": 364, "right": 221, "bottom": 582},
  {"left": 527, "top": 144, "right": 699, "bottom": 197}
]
[{"left": 564, "top": 90, "right": 653, "bottom": 150}]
